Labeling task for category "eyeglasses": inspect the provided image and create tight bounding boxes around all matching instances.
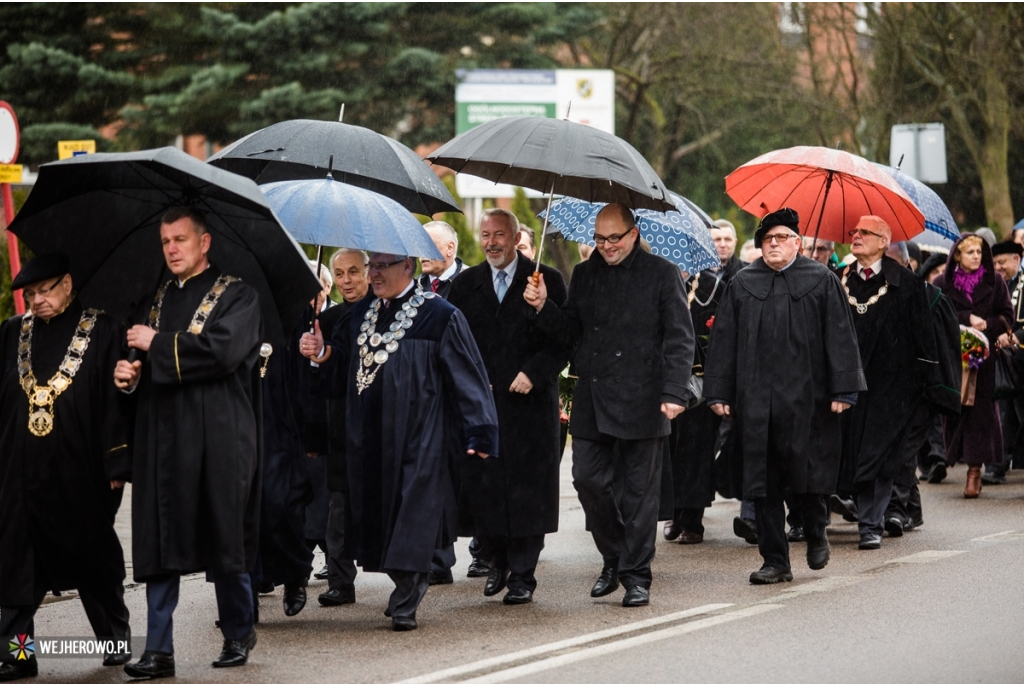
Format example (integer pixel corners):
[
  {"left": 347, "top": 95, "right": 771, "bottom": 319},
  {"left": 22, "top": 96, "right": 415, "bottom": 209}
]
[
  {"left": 762, "top": 233, "right": 799, "bottom": 245},
  {"left": 594, "top": 229, "right": 635, "bottom": 245},
  {"left": 367, "top": 259, "right": 405, "bottom": 272},
  {"left": 22, "top": 278, "right": 64, "bottom": 301},
  {"left": 848, "top": 228, "right": 884, "bottom": 239}
]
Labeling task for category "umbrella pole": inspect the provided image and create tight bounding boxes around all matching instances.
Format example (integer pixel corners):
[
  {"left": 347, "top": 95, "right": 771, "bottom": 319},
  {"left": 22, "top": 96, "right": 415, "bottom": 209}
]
[
  {"left": 533, "top": 180, "right": 556, "bottom": 284},
  {"left": 810, "top": 170, "right": 834, "bottom": 254},
  {"left": 311, "top": 244, "right": 324, "bottom": 330}
]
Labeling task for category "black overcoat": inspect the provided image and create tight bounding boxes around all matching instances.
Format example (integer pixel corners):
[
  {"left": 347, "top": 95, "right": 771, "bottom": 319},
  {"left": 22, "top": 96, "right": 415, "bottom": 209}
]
[
  {"left": 703, "top": 256, "right": 866, "bottom": 498},
  {"left": 324, "top": 290, "right": 499, "bottom": 573},
  {"left": 935, "top": 238, "right": 1013, "bottom": 465},
  {"left": 448, "top": 255, "right": 569, "bottom": 537},
  {"left": 127, "top": 266, "right": 263, "bottom": 580},
  {"left": 417, "top": 257, "right": 465, "bottom": 299},
  {"left": 532, "top": 246, "right": 695, "bottom": 440},
  {"left": 0, "top": 300, "right": 130, "bottom": 605},
  {"left": 838, "top": 257, "right": 941, "bottom": 487}
]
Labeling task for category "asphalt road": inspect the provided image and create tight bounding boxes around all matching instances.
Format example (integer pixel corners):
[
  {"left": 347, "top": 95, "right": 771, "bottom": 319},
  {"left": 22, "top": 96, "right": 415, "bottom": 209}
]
[{"left": 29, "top": 453, "right": 1024, "bottom": 684}]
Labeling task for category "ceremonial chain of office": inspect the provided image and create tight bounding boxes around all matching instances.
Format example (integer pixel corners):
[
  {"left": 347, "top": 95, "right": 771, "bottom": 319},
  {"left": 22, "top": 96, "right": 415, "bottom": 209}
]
[
  {"left": 355, "top": 287, "right": 436, "bottom": 395},
  {"left": 841, "top": 270, "right": 889, "bottom": 314},
  {"left": 147, "top": 274, "right": 241, "bottom": 333},
  {"left": 17, "top": 307, "right": 100, "bottom": 437}
]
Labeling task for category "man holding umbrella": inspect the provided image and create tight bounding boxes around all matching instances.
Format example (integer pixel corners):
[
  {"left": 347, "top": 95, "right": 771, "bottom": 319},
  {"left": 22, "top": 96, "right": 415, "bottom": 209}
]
[
  {"left": 114, "top": 207, "right": 263, "bottom": 676},
  {"left": 524, "top": 203, "right": 695, "bottom": 607}
]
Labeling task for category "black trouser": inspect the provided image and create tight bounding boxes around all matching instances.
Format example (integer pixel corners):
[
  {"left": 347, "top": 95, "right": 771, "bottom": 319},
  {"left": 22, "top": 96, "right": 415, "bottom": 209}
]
[
  {"left": 1, "top": 577, "right": 130, "bottom": 660},
  {"left": 887, "top": 482, "right": 923, "bottom": 527},
  {"left": 326, "top": 491, "right": 357, "bottom": 592},
  {"left": 672, "top": 507, "right": 705, "bottom": 535},
  {"left": 146, "top": 571, "right": 252, "bottom": 654},
  {"left": 917, "top": 413, "right": 946, "bottom": 473},
  {"left": 573, "top": 435, "right": 663, "bottom": 590},
  {"left": 855, "top": 477, "right": 893, "bottom": 538},
  {"left": 990, "top": 396, "right": 1024, "bottom": 476},
  {"left": 480, "top": 534, "right": 545, "bottom": 591},
  {"left": 754, "top": 438, "right": 828, "bottom": 571},
  {"left": 385, "top": 571, "right": 428, "bottom": 619}
]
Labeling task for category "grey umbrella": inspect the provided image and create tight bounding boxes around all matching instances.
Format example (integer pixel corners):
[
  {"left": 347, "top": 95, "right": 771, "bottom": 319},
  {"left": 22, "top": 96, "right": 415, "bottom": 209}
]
[{"left": 207, "top": 119, "right": 461, "bottom": 216}]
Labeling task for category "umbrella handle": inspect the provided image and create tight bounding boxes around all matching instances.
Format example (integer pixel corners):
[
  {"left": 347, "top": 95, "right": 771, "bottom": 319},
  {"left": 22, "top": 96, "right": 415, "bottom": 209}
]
[{"left": 534, "top": 180, "right": 557, "bottom": 280}]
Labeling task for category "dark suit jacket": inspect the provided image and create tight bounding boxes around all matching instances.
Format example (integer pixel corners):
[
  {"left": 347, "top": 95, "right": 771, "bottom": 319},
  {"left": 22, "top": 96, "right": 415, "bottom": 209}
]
[
  {"left": 533, "top": 246, "right": 695, "bottom": 440},
  {"left": 417, "top": 257, "right": 465, "bottom": 300},
  {"left": 448, "top": 254, "right": 569, "bottom": 536}
]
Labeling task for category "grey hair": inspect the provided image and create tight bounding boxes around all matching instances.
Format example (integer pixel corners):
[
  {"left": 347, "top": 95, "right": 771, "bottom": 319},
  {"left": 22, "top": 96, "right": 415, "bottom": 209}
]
[
  {"left": 481, "top": 207, "right": 520, "bottom": 232},
  {"left": 309, "top": 260, "right": 332, "bottom": 289},
  {"left": 802, "top": 236, "right": 835, "bottom": 250},
  {"left": 711, "top": 219, "right": 736, "bottom": 239},
  {"left": 423, "top": 221, "right": 459, "bottom": 250},
  {"left": 330, "top": 248, "right": 369, "bottom": 268}
]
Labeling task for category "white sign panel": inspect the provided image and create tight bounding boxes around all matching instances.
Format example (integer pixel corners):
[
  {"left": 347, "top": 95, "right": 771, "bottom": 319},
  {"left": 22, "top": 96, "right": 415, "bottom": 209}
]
[
  {"left": 890, "top": 123, "right": 947, "bottom": 184},
  {"left": 0, "top": 103, "right": 19, "bottom": 166}
]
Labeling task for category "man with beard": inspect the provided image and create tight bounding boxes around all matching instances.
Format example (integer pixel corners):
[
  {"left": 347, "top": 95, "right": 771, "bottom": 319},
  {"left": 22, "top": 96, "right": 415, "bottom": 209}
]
[
  {"left": 300, "top": 253, "right": 497, "bottom": 630},
  {"left": 448, "top": 208, "right": 569, "bottom": 604},
  {"left": 704, "top": 208, "right": 865, "bottom": 584},
  {"left": 0, "top": 255, "right": 132, "bottom": 682},
  {"left": 524, "top": 203, "right": 694, "bottom": 607},
  {"left": 114, "top": 207, "right": 262, "bottom": 676},
  {"left": 836, "top": 218, "right": 941, "bottom": 549}
]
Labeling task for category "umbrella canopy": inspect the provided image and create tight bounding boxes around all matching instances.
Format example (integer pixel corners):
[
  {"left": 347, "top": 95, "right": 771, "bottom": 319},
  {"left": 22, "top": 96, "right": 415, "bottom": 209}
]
[
  {"left": 207, "top": 119, "right": 461, "bottom": 216},
  {"left": 427, "top": 116, "right": 675, "bottom": 212},
  {"left": 1014, "top": 218, "right": 1024, "bottom": 231},
  {"left": 726, "top": 146, "right": 925, "bottom": 243},
  {"left": 872, "top": 163, "right": 959, "bottom": 250},
  {"left": 540, "top": 192, "right": 719, "bottom": 273},
  {"left": 260, "top": 177, "right": 443, "bottom": 260},
  {"left": 7, "top": 147, "right": 321, "bottom": 345}
]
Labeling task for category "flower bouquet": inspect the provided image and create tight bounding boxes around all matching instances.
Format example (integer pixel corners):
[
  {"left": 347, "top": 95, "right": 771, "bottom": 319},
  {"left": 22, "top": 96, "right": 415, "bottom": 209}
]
[{"left": 960, "top": 326, "right": 990, "bottom": 406}]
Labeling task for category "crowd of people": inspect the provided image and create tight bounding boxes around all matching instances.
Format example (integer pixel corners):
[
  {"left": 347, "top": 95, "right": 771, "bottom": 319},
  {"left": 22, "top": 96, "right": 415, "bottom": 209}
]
[{"left": 2, "top": 200, "right": 1022, "bottom": 682}]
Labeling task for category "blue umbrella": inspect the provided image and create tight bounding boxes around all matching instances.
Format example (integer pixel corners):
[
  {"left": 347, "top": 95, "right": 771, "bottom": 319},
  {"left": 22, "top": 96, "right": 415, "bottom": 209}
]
[
  {"left": 260, "top": 176, "right": 442, "bottom": 260},
  {"left": 540, "top": 191, "right": 719, "bottom": 273},
  {"left": 1014, "top": 217, "right": 1024, "bottom": 231},
  {"left": 872, "top": 163, "right": 959, "bottom": 251}
]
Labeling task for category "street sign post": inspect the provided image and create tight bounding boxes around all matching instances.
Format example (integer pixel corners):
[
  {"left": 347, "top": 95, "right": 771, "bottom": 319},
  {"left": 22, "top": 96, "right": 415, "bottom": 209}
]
[
  {"left": 0, "top": 101, "right": 24, "bottom": 314},
  {"left": 57, "top": 139, "right": 96, "bottom": 160}
]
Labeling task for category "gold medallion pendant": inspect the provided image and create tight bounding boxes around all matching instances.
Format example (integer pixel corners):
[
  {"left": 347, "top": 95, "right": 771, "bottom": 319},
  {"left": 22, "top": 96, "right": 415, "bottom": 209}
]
[{"left": 28, "top": 409, "right": 54, "bottom": 437}]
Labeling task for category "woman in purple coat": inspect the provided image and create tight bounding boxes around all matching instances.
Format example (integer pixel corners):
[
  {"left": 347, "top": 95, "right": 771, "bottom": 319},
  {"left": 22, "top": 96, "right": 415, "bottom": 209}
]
[{"left": 934, "top": 234, "right": 1013, "bottom": 497}]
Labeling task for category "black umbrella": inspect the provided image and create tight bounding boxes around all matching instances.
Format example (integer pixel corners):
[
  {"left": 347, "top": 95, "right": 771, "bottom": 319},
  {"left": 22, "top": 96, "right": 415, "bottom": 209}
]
[
  {"left": 427, "top": 115, "right": 675, "bottom": 270},
  {"left": 207, "top": 119, "right": 461, "bottom": 216},
  {"left": 7, "top": 147, "right": 322, "bottom": 345}
]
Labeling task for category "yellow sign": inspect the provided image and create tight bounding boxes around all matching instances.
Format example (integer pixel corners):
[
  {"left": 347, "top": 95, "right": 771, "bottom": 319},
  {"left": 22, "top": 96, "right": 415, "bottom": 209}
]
[
  {"left": 0, "top": 164, "right": 22, "bottom": 183},
  {"left": 58, "top": 140, "right": 96, "bottom": 160}
]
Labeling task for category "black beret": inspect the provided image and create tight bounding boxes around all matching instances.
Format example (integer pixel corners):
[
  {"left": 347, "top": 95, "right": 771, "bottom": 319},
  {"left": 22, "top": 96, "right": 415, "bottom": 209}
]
[
  {"left": 905, "top": 241, "right": 923, "bottom": 265},
  {"left": 991, "top": 240, "right": 1023, "bottom": 258},
  {"left": 11, "top": 253, "right": 71, "bottom": 290},
  {"left": 755, "top": 207, "right": 801, "bottom": 248}
]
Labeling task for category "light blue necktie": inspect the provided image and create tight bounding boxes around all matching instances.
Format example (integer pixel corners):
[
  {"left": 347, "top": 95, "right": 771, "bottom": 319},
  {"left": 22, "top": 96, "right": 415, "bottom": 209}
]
[{"left": 496, "top": 270, "right": 508, "bottom": 303}]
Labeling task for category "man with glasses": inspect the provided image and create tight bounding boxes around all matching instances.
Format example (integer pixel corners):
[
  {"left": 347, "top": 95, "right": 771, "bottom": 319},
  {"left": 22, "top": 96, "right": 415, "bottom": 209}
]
[
  {"left": 524, "top": 203, "right": 695, "bottom": 607},
  {"left": 704, "top": 208, "right": 865, "bottom": 584},
  {"left": 802, "top": 236, "right": 836, "bottom": 268},
  {"left": 0, "top": 254, "right": 133, "bottom": 682},
  {"left": 299, "top": 252, "right": 497, "bottom": 631},
  {"left": 836, "top": 216, "right": 941, "bottom": 549}
]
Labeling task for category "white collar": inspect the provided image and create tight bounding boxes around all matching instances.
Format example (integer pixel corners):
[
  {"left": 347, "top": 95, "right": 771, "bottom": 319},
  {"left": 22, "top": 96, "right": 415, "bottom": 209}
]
[
  {"left": 176, "top": 264, "right": 210, "bottom": 288},
  {"left": 857, "top": 258, "right": 883, "bottom": 278},
  {"left": 434, "top": 259, "right": 459, "bottom": 283},
  {"left": 383, "top": 280, "right": 416, "bottom": 307},
  {"left": 490, "top": 257, "right": 518, "bottom": 284}
]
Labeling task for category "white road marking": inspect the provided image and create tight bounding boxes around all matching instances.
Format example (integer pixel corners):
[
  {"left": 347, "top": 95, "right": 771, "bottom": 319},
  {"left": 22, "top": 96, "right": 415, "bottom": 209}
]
[
  {"left": 885, "top": 550, "right": 965, "bottom": 564},
  {"left": 972, "top": 530, "right": 1024, "bottom": 543},
  {"left": 397, "top": 603, "right": 733, "bottom": 684},
  {"left": 751, "top": 575, "right": 868, "bottom": 604},
  {"left": 461, "top": 604, "right": 784, "bottom": 684}
]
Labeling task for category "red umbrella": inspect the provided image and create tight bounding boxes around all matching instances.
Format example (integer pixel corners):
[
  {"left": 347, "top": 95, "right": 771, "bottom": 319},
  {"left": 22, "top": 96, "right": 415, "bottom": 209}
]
[{"left": 725, "top": 146, "right": 925, "bottom": 242}]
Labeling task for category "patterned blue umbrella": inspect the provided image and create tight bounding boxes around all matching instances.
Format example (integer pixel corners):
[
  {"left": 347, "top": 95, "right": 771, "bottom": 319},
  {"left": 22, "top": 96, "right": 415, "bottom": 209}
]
[
  {"left": 872, "top": 163, "right": 959, "bottom": 251},
  {"left": 540, "top": 191, "right": 719, "bottom": 273},
  {"left": 260, "top": 176, "right": 442, "bottom": 260}
]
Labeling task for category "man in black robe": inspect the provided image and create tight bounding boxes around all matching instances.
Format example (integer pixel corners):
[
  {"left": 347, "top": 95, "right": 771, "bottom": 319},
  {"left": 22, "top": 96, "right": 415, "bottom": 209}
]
[
  {"left": 300, "top": 252, "right": 498, "bottom": 631},
  {"left": 0, "top": 255, "right": 132, "bottom": 682},
  {"left": 985, "top": 239, "right": 1024, "bottom": 484},
  {"left": 704, "top": 208, "right": 866, "bottom": 584},
  {"left": 310, "top": 248, "right": 368, "bottom": 608},
  {"left": 114, "top": 207, "right": 262, "bottom": 676},
  {"left": 837, "top": 218, "right": 941, "bottom": 549},
  {"left": 449, "top": 208, "right": 569, "bottom": 604},
  {"left": 524, "top": 203, "right": 695, "bottom": 608}
]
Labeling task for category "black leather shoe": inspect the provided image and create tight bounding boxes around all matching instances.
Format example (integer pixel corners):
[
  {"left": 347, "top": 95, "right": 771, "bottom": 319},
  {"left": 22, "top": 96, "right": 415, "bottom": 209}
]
[
  {"left": 211, "top": 629, "right": 256, "bottom": 668},
  {"left": 103, "top": 648, "right": 133, "bottom": 667},
  {"left": 830, "top": 495, "right": 859, "bottom": 522},
  {"left": 484, "top": 566, "right": 510, "bottom": 597},
  {"left": 910, "top": 515, "right": 924, "bottom": 530},
  {"left": 622, "top": 585, "right": 649, "bottom": 607},
  {"left": 981, "top": 472, "right": 1006, "bottom": 485},
  {"left": 318, "top": 588, "right": 355, "bottom": 606},
  {"left": 428, "top": 569, "right": 454, "bottom": 585},
  {"left": 283, "top": 581, "right": 307, "bottom": 616},
  {"left": 590, "top": 566, "right": 620, "bottom": 598},
  {"left": 732, "top": 517, "right": 758, "bottom": 544},
  {"left": 749, "top": 565, "right": 794, "bottom": 584},
  {"left": 0, "top": 659, "right": 38, "bottom": 682},
  {"left": 806, "top": 537, "right": 830, "bottom": 570},
  {"left": 787, "top": 526, "right": 806, "bottom": 542},
  {"left": 467, "top": 558, "right": 491, "bottom": 578},
  {"left": 663, "top": 518, "right": 682, "bottom": 541},
  {"left": 926, "top": 461, "right": 947, "bottom": 484},
  {"left": 124, "top": 651, "right": 175, "bottom": 679},
  {"left": 313, "top": 564, "right": 329, "bottom": 580},
  {"left": 503, "top": 588, "right": 533, "bottom": 605},
  {"left": 884, "top": 517, "right": 904, "bottom": 537},
  {"left": 392, "top": 616, "right": 418, "bottom": 631},
  {"left": 859, "top": 533, "right": 882, "bottom": 550},
  {"left": 258, "top": 579, "right": 275, "bottom": 594}
]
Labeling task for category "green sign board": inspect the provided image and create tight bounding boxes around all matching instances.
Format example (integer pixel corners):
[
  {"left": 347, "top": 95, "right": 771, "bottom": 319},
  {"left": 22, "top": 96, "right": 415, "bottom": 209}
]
[{"left": 456, "top": 102, "right": 556, "bottom": 134}]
